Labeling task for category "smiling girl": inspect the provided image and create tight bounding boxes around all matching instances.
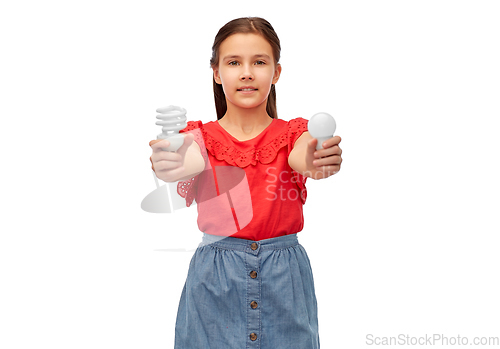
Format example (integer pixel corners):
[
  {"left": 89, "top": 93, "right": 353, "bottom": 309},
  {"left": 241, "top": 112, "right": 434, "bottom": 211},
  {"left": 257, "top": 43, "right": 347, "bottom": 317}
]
[{"left": 150, "top": 17, "right": 342, "bottom": 348}]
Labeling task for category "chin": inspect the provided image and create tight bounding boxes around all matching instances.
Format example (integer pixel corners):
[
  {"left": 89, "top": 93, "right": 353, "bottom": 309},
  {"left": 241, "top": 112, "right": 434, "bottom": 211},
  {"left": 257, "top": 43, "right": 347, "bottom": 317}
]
[{"left": 231, "top": 100, "right": 268, "bottom": 111}]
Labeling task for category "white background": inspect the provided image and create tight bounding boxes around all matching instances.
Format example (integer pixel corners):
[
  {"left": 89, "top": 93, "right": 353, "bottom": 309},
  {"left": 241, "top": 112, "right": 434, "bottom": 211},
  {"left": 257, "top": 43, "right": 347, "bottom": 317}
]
[{"left": 1, "top": 0, "right": 499, "bottom": 348}]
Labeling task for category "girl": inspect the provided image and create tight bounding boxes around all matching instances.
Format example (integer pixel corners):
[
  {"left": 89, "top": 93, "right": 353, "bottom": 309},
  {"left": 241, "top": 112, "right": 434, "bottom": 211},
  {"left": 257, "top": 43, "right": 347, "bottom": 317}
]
[{"left": 150, "top": 17, "right": 342, "bottom": 349}]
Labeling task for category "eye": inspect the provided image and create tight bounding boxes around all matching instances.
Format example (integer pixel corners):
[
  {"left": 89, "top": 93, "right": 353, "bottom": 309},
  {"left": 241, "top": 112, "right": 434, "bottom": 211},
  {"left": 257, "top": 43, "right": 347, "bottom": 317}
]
[
  {"left": 228, "top": 61, "right": 239, "bottom": 66},
  {"left": 255, "top": 60, "right": 266, "bottom": 65}
]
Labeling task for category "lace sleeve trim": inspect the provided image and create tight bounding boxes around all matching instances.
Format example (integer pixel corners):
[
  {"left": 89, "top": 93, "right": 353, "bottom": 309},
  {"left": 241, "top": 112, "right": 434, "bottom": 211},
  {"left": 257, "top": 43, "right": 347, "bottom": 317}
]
[{"left": 177, "top": 177, "right": 197, "bottom": 207}]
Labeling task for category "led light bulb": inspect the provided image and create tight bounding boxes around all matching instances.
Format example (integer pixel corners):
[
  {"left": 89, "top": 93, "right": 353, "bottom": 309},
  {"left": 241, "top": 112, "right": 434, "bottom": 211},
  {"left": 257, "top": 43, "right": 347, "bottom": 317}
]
[
  {"left": 307, "top": 112, "right": 336, "bottom": 150},
  {"left": 156, "top": 105, "right": 188, "bottom": 151}
]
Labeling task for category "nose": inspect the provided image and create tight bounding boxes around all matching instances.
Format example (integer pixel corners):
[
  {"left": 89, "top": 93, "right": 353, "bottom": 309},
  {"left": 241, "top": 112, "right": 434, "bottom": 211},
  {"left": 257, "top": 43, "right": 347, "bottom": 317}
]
[{"left": 240, "top": 65, "right": 254, "bottom": 81}]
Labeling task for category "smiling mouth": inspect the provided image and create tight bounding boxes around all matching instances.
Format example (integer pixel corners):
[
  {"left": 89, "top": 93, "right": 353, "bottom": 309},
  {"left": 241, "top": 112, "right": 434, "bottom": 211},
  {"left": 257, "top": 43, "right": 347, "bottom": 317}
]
[{"left": 237, "top": 88, "right": 258, "bottom": 91}]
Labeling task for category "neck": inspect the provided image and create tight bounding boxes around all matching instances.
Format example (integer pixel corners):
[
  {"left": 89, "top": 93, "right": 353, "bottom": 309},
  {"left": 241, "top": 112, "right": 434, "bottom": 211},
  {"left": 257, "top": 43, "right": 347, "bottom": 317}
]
[{"left": 220, "top": 101, "right": 272, "bottom": 133}]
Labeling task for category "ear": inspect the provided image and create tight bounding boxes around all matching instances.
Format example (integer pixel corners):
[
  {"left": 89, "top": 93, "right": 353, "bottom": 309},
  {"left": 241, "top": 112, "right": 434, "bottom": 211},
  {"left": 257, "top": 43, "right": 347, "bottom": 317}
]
[
  {"left": 272, "top": 63, "right": 282, "bottom": 84},
  {"left": 213, "top": 67, "right": 222, "bottom": 85}
]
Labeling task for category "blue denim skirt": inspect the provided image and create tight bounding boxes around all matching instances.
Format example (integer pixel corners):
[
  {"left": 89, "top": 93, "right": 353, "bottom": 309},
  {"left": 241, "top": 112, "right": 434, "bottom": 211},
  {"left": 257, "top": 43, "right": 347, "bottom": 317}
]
[{"left": 174, "top": 233, "right": 320, "bottom": 348}]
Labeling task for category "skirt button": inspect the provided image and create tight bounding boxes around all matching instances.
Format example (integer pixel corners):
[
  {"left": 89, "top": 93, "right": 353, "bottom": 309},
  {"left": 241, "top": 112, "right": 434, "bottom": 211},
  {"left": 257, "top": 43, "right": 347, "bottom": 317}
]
[
  {"left": 251, "top": 242, "right": 258, "bottom": 250},
  {"left": 250, "top": 332, "right": 258, "bottom": 341}
]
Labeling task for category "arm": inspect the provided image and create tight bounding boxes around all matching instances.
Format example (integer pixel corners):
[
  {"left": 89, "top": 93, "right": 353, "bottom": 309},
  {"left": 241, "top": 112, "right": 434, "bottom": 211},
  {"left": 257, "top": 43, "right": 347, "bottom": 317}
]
[{"left": 288, "top": 131, "right": 343, "bottom": 180}]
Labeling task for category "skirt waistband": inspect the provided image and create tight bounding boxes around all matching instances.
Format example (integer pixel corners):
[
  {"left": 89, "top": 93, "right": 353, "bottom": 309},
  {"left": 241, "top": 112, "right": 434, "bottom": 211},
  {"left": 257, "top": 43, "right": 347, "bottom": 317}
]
[{"left": 200, "top": 233, "right": 299, "bottom": 252}]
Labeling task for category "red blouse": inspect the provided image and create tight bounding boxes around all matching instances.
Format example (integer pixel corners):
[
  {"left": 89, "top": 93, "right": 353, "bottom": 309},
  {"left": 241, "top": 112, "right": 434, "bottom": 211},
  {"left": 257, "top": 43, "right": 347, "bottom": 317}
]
[{"left": 177, "top": 117, "right": 309, "bottom": 241}]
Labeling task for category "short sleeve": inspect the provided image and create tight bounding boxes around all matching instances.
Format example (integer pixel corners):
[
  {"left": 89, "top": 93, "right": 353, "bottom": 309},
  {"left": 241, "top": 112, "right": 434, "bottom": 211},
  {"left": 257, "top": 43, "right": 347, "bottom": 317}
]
[
  {"left": 176, "top": 121, "right": 208, "bottom": 207},
  {"left": 287, "top": 117, "right": 309, "bottom": 204}
]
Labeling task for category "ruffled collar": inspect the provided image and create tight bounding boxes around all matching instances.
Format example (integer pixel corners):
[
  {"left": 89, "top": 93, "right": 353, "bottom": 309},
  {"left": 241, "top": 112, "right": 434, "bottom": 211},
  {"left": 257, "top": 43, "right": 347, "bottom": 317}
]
[{"left": 202, "top": 119, "right": 289, "bottom": 168}]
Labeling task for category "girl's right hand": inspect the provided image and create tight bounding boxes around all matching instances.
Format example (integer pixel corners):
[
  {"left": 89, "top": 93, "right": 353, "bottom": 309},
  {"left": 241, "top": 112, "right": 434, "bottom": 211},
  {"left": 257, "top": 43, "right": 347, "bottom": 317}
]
[{"left": 149, "top": 133, "right": 195, "bottom": 182}]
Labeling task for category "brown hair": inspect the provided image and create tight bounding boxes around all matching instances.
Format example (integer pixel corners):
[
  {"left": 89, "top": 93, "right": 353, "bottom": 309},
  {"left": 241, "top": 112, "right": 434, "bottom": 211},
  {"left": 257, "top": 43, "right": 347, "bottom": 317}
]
[{"left": 210, "top": 17, "right": 281, "bottom": 120}]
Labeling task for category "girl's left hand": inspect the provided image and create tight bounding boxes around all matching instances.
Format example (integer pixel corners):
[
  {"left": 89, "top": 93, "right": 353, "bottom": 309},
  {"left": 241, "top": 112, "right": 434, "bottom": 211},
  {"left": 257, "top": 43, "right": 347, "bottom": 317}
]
[{"left": 305, "top": 136, "right": 343, "bottom": 179}]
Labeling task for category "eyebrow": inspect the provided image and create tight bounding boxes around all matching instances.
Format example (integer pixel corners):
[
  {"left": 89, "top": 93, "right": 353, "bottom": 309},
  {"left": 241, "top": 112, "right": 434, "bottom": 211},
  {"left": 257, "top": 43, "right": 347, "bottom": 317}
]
[{"left": 222, "top": 54, "right": 271, "bottom": 61}]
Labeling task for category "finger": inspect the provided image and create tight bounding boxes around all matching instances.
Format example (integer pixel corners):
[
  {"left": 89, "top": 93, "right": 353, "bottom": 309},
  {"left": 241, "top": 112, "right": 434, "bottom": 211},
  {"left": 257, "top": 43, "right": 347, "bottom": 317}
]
[
  {"left": 150, "top": 139, "right": 169, "bottom": 151},
  {"left": 153, "top": 160, "right": 183, "bottom": 172},
  {"left": 322, "top": 136, "right": 342, "bottom": 149},
  {"left": 314, "top": 145, "right": 342, "bottom": 158},
  {"left": 150, "top": 151, "right": 182, "bottom": 163},
  {"left": 312, "top": 155, "right": 342, "bottom": 167},
  {"left": 307, "top": 137, "right": 318, "bottom": 151},
  {"left": 155, "top": 165, "right": 186, "bottom": 181},
  {"left": 316, "top": 165, "right": 341, "bottom": 175},
  {"left": 149, "top": 139, "right": 163, "bottom": 147}
]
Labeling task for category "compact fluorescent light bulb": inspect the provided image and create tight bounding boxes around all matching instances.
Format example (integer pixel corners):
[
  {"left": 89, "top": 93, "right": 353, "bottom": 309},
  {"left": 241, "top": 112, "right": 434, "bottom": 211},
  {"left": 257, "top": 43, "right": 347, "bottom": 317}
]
[
  {"left": 156, "top": 105, "right": 188, "bottom": 152},
  {"left": 307, "top": 112, "right": 336, "bottom": 150}
]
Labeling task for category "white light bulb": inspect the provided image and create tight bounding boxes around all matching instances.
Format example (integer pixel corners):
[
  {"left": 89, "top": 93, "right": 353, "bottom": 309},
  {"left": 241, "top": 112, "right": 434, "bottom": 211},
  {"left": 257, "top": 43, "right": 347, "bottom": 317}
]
[
  {"left": 156, "top": 105, "right": 188, "bottom": 152},
  {"left": 307, "top": 112, "right": 336, "bottom": 150}
]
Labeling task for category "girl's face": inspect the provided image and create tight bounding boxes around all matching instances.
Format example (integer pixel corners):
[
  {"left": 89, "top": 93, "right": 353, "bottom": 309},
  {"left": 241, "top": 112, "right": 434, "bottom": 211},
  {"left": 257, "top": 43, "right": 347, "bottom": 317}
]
[{"left": 213, "top": 33, "right": 281, "bottom": 113}]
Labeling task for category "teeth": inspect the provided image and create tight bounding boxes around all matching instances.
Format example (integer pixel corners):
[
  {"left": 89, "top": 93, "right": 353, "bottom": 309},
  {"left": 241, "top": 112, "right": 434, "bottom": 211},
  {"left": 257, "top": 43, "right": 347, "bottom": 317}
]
[{"left": 240, "top": 88, "right": 256, "bottom": 91}]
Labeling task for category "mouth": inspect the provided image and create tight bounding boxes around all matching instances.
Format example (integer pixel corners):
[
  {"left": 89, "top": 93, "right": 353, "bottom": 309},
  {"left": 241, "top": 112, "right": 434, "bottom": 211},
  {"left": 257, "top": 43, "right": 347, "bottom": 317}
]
[{"left": 237, "top": 87, "right": 258, "bottom": 91}]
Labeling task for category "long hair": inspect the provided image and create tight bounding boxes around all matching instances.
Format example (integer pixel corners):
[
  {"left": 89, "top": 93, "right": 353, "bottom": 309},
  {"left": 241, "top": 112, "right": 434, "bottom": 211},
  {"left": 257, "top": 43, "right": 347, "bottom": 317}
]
[{"left": 210, "top": 17, "right": 281, "bottom": 120}]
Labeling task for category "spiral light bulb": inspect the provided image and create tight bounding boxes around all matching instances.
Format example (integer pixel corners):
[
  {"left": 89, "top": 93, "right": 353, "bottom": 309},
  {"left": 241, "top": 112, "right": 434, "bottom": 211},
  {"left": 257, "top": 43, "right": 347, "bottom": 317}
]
[
  {"left": 307, "top": 112, "right": 336, "bottom": 150},
  {"left": 156, "top": 105, "right": 188, "bottom": 152}
]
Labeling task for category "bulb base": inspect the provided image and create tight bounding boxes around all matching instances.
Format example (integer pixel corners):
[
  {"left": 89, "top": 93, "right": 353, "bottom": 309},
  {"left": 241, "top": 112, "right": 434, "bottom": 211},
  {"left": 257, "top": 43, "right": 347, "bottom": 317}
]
[{"left": 157, "top": 133, "right": 185, "bottom": 152}]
